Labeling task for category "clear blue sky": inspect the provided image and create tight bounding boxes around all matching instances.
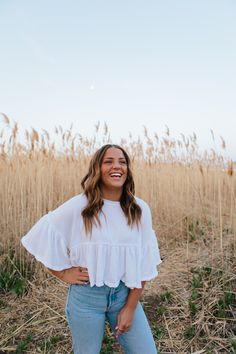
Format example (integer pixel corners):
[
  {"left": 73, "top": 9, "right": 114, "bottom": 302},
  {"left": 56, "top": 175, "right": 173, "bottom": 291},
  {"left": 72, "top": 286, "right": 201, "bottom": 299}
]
[{"left": 0, "top": 0, "right": 235, "bottom": 159}]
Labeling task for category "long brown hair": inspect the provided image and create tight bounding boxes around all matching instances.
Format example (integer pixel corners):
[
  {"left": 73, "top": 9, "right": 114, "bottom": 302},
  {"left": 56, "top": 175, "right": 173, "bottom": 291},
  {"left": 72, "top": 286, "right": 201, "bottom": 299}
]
[{"left": 81, "top": 144, "right": 142, "bottom": 236}]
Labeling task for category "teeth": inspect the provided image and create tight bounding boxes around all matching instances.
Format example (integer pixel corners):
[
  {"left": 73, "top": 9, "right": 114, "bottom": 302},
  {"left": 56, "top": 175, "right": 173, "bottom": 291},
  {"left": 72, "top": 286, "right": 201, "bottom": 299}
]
[{"left": 110, "top": 173, "right": 122, "bottom": 177}]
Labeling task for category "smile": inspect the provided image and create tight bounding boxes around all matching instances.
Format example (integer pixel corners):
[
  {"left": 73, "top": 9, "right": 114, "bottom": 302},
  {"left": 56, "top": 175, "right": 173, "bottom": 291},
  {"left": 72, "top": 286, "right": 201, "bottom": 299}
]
[{"left": 109, "top": 173, "right": 122, "bottom": 178}]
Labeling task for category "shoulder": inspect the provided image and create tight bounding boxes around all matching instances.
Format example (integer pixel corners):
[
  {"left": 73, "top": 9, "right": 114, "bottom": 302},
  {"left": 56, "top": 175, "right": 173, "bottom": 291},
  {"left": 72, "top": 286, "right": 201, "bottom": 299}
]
[
  {"left": 134, "top": 196, "right": 153, "bottom": 225},
  {"left": 48, "top": 193, "right": 88, "bottom": 241},
  {"left": 63, "top": 192, "right": 87, "bottom": 206},
  {"left": 51, "top": 193, "right": 88, "bottom": 216},
  {"left": 134, "top": 196, "right": 150, "bottom": 212}
]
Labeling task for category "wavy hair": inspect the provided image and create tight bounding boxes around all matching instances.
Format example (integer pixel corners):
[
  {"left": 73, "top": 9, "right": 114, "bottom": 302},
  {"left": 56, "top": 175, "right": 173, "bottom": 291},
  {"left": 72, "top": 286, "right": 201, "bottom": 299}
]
[{"left": 80, "top": 144, "right": 142, "bottom": 237}]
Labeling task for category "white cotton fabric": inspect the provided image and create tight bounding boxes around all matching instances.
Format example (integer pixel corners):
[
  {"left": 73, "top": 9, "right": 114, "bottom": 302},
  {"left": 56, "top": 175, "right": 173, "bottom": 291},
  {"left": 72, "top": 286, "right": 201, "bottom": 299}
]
[{"left": 21, "top": 193, "right": 162, "bottom": 289}]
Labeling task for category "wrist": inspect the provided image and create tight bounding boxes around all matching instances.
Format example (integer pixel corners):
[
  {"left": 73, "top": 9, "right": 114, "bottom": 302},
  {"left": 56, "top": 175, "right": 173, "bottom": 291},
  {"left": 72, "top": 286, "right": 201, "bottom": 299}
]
[
  {"left": 124, "top": 302, "right": 137, "bottom": 311},
  {"left": 47, "top": 268, "right": 66, "bottom": 281},
  {"left": 57, "top": 269, "right": 66, "bottom": 281}
]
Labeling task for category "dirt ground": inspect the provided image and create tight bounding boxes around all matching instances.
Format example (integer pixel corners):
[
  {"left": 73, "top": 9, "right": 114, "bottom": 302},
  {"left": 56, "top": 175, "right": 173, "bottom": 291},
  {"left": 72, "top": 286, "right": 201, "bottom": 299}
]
[{"left": 0, "top": 235, "right": 235, "bottom": 353}]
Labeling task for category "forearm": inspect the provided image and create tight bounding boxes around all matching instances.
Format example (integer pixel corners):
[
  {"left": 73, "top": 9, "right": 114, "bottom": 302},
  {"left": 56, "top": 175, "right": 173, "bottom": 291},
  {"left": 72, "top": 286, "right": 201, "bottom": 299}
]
[
  {"left": 46, "top": 266, "right": 90, "bottom": 285},
  {"left": 46, "top": 267, "right": 66, "bottom": 281},
  {"left": 125, "top": 281, "right": 146, "bottom": 311}
]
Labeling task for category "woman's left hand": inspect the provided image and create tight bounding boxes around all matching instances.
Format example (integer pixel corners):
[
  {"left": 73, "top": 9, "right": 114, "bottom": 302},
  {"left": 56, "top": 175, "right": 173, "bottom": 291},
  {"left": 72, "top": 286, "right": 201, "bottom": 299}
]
[{"left": 115, "top": 306, "right": 135, "bottom": 338}]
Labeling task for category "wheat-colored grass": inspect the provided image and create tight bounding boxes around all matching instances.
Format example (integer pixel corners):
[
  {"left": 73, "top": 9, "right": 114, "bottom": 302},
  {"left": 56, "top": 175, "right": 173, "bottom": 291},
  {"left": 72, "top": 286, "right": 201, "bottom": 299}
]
[{"left": 0, "top": 114, "right": 235, "bottom": 353}]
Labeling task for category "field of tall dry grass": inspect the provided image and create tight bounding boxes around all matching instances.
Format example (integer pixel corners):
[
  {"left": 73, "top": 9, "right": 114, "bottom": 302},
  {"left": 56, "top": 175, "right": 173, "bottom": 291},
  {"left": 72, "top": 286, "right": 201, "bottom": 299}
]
[{"left": 0, "top": 114, "right": 235, "bottom": 353}]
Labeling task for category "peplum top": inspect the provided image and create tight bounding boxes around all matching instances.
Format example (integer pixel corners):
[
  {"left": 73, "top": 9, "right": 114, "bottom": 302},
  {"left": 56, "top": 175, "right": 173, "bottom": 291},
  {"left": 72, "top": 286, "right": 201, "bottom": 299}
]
[{"left": 21, "top": 193, "right": 162, "bottom": 289}]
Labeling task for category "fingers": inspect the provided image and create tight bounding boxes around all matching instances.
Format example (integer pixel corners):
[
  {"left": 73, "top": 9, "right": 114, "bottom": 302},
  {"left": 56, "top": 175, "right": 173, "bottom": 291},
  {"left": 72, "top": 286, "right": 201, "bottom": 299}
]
[
  {"left": 115, "top": 325, "right": 129, "bottom": 338},
  {"left": 66, "top": 267, "right": 90, "bottom": 285},
  {"left": 74, "top": 277, "right": 90, "bottom": 284},
  {"left": 77, "top": 266, "right": 90, "bottom": 283},
  {"left": 78, "top": 274, "right": 89, "bottom": 280},
  {"left": 78, "top": 267, "right": 89, "bottom": 275},
  {"left": 115, "top": 326, "right": 120, "bottom": 338},
  {"left": 78, "top": 266, "right": 88, "bottom": 272},
  {"left": 76, "top": 280, "right": 89, "bottom": 284},
  {"left": 77, "top": 275, "right": 90, "bottom": 283}
]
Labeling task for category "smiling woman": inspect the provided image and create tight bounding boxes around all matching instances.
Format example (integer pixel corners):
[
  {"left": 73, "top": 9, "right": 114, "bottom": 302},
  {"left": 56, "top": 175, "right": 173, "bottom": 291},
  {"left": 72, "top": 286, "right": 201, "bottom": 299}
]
[
  {"left": 100, "top": 147, "right": 128, "bottom": 201},
  {"left": 21, "top": 143, "right": 162, "bottom": 354}
]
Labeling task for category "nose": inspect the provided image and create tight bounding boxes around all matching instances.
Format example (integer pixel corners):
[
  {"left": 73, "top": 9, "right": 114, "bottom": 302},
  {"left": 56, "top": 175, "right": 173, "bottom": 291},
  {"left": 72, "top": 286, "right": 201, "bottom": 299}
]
[{"left": 112, "top": 161, "right": 123, "bottom": 169}]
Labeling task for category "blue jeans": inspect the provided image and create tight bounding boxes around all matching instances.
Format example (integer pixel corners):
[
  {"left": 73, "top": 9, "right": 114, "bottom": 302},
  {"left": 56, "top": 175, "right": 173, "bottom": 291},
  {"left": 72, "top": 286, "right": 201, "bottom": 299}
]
[{"left": 65, "top": 280, "right": 158, "bottom": 354}]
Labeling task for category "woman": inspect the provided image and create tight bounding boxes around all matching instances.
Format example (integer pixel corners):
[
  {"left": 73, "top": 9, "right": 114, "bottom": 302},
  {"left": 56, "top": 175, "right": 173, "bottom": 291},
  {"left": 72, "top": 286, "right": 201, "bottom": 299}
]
[{"left": 21, "top": 144, "right": 162, "bottom": 354}]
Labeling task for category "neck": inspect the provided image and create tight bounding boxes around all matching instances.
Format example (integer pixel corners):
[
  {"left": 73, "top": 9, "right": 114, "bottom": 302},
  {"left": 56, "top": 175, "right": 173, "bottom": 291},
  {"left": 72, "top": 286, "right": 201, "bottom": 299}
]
[{"left": 100, "top": 187, "right": 122, "bottom": 202}]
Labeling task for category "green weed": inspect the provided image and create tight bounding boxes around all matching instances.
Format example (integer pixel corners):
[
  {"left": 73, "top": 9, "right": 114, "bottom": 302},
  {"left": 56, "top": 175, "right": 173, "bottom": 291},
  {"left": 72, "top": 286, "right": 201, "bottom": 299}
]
[
  {"left": 0, "top": 270, "right": 27, "bottom": 296},
  {"left": 152, "top": 324, "right": 165, "bottom": 340},
  {"left": 191, "top": 289, "right": 200, "bottom": 301},
  {"left": 183, "top": 325, "right": 195, "bottom": 339},
  {"left": 156, "top": 306, "right": 166, "bottom": 316},
  {"left": 191, "top": 274, "right": 203, "bottom": 289},
  {"left": 188, "top": 300, "right": 197, "bottom": 316},
  {"left": 224, "top": 291, "right": 234, "bottom": 305},
  {"left": 0, "top": 250, "right": 33, "bottom": 296},
  {"left": 39, "top": 335, "right": 64, "bottom": 351},
  {"left": 230, "top": 338, "right": 236, "bottom": 352},
  {"left": 161, "top": 291, "right": 172, "bottom": 302},
  {"left": 202, "top": 266, "right": 212, "bottom": 276},
  {"left": 15, "top": 334, "right": 33, "bottom": 353}
]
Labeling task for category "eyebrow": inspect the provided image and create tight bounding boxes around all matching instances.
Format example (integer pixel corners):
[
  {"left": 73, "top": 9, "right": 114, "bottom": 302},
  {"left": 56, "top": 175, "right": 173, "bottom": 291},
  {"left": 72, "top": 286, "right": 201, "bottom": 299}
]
[{"left": 104, "top": 157, "right": 126, "bottom": 160}]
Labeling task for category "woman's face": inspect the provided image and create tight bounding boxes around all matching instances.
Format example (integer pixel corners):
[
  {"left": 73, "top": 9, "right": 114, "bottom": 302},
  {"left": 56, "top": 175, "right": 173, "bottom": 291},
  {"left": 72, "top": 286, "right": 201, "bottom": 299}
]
[{"left": 100, "top": 147, "right": 128, "bottom": 192}]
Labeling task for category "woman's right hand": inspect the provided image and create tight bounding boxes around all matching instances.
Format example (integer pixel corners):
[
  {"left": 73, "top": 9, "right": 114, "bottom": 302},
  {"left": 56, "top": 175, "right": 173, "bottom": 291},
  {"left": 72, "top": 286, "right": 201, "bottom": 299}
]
[{"left": 47, "top": 266, "right": 90, "bottom": 285}]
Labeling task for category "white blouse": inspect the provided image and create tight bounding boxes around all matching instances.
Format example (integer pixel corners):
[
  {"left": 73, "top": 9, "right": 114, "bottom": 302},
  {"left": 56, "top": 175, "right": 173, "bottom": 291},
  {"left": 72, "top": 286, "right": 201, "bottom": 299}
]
[{"left": 21, "top": 193, "right": 162, "bottom": 289}]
